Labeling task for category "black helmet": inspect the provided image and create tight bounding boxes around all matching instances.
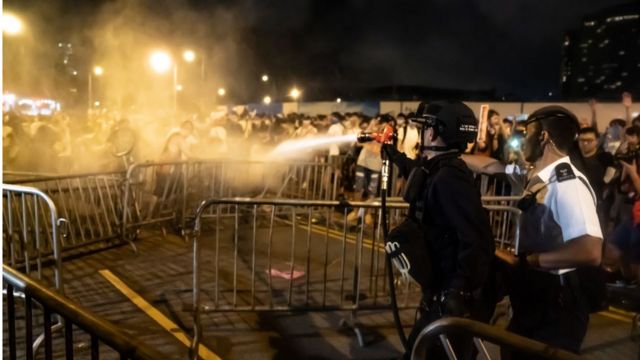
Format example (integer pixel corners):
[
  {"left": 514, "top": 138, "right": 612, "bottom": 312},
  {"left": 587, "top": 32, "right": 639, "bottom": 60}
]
[
  {"left": 525, "top": 105, "right": 578, "bottom": 128},
  {"left": 410, "top": 100, "right": 478, "bottom": 149}
]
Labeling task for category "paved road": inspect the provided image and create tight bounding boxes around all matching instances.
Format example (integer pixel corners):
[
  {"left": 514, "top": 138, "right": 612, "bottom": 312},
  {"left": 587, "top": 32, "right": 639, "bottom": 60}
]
[{"left": 4, "top": 222, "right": 639, "bottom": 359}]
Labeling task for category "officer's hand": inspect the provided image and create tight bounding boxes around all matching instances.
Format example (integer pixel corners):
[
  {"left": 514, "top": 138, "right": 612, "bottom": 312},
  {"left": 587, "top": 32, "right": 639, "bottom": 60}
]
[
  {"left": 495, "top": 249, "right": 518, "bottom": 267},
  {"left": 441, "top": 290, "right": 471, "bottom": 318}
]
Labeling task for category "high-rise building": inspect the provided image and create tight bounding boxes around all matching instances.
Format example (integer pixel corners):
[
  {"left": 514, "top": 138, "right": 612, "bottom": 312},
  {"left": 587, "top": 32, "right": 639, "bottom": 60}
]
[{"left": 561, "top": 2, "right": 639, "bottom": 100}]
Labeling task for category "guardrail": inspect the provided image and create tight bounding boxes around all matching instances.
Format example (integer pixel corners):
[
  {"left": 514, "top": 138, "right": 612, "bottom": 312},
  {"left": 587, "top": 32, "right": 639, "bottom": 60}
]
[
  {"left": 3, "top": 264, "right": 167, "bottom": 360},
  {"left": 6, "top": 171, "right": 131, "bottom": 253},
  {"left": 188, "top": 197, "right": 521, "bottom": 356},
  {"left": 121, "top": 159, "right": 338, "bottom": 239},
  {"left": 410, "top": 317, "right": 586, "bottom": 360},
  {"left": 2, "top": 184, "right": 65, "bottom": 293},
  {"left": 384, "top": 196, "right": 521, "bottom": 251}
]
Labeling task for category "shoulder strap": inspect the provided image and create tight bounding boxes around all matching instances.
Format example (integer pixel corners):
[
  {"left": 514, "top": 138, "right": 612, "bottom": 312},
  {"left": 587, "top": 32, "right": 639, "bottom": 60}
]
[
  {"left": 577, "top": 176, "right": 597, "bottom": 206},
  {"left": 554, "top": 162, "right": 597, "bottom": 206}
]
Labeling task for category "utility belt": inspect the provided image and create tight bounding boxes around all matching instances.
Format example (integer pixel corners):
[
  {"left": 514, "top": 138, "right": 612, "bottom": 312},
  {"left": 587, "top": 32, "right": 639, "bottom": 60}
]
[{"left": 418, "top": 288, "right": 482, "bottom": 318}]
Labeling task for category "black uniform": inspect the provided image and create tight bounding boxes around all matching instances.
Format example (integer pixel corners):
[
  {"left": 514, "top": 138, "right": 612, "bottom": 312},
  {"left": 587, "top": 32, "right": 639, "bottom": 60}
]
[{"left": 384, "top": 145, "right": 496, "bottom": 358}]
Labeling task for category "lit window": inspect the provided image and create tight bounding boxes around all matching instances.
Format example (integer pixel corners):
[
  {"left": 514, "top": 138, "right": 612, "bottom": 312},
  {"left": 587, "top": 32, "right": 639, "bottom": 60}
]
[
  {"left": 606, "top": 14, "right": 639, "bottom": 22},
  {"left": 619, "top": 50, "right": 625, "bottom": 55},
  {"left": 577, "top": 78, "right": 586, "bottom": 83}
]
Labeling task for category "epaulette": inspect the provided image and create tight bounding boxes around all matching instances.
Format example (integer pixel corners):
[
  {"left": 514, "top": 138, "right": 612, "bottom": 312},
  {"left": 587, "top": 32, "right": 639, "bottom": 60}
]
[{"left": 555, "top": 162, "right": 576, "bottom": 182}]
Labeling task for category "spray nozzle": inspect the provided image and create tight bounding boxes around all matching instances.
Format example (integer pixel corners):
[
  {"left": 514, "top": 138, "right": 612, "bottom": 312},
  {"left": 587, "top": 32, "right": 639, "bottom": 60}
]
[{"left": 357, "top": 124, "right": 395, "bottom": 144}]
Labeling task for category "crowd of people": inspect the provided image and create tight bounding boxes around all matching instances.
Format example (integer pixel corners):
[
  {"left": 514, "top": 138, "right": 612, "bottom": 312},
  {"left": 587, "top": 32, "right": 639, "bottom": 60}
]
[
  {"left": 3, "top": 98, "right": 638, "bottom": 281},
  {"left": 3, "top": 101, "right": 639, "bottom": 276},
  {"left": 3, "top": 96, "right": 639, "bottom": 359}
]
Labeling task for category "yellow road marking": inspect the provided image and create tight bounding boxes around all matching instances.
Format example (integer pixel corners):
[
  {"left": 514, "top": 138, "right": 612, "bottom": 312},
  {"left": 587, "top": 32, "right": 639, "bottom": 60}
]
[
  {"left": 278, "top": 218, "right": 385, "bottom": 252},
  {"left": 99, "top": 269, "right": 221, "bottom": 360},
  {"left": 607, "top": 306, "right": 637, "bottom": 318},
  {"left": 598, "top": 310, "right": 633, "bottom": 323}
]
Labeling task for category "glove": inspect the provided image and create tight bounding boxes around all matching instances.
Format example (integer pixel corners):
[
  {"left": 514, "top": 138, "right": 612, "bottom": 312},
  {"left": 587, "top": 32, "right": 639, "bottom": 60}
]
[
  {"left": 375, "top": 123, "right": 395, "bottom": 144},
  {"left": 440, "top": 289, "right": 471, "bottom": 318}
]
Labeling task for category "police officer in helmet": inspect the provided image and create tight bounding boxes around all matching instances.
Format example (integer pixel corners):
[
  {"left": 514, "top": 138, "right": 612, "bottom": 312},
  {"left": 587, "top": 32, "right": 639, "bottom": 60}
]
[{"left": 383, "top": 100, "right": 495, "bottom": 359}]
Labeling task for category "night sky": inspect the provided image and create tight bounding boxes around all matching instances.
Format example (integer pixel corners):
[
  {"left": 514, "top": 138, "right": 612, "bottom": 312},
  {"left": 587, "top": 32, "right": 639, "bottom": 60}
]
[{"left": 4, "top": 0, "right": 633, "bottom": 101}]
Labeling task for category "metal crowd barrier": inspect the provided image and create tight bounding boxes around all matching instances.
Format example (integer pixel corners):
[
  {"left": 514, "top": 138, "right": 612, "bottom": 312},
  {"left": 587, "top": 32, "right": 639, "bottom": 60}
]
[
  {"left": 6, "top": 171, "right": 131, "bottom": 253},
  {"left": 3, "top": 264, "right": 166, "bottom": 360},
  {"left": 384, "top": 196, "right": 521, "bottom": 251},
  {"left": 188, "top": 197, "right": 521, "bottom": 355},
  {"left": 121, "top": 159, "right": 338, "bottom": 238},
  {"left": 410, "top": 317, "right": 585, "bottom": 360},
  {"left": 477, "top": 172, "right": 514, "bottom": 197},
  {"left": 2, "top": 171, "right": 59, "bottom": 183},
  {"left": 2, "top": 184, "right": 65, "bottom": 293}
]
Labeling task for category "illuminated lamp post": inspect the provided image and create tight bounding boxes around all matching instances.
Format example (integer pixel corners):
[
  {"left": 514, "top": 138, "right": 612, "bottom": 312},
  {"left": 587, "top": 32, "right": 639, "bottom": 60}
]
[
  {"left": 149, "top": 50, "right": 177, "bottom": 112},
  {"left": 289, "top": 87, "right": 301, "bottom": 112},
  {"left": 2, "top": 13, "right": 23, "bottom": 36},
  {"left": 88, "top": 66, "right": 104, "bottom": 112}
]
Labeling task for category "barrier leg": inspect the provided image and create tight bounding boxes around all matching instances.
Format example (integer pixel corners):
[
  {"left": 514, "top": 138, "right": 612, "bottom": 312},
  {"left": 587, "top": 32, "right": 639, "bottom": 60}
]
[{"left": 338, "top": 214, "right": 373, "bottom": 347}]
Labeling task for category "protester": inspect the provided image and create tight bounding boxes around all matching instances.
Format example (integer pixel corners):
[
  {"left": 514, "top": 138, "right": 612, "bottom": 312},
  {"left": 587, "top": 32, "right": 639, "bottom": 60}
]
[{"left": 570, "top": 127, "right": 615, "bottom": 228}]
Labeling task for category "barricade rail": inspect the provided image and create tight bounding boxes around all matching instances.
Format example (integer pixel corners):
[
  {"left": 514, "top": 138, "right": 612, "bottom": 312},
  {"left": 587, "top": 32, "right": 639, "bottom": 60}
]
[
  {"left": 2, "top": 184, "right": 64, "bottom": 293},
  {"left": 2, "top": 171, "right": 59, "bottom": 183},
  {"left": 384, "top": 196, "right": 521, "bottom": 251},
  {"left": 189, "top": 197, "right": 521, "bottom": 355},
  {"left": 5, "top": 171, "right": 131, "bottom": 253},
  {"left": 3, "top": 264, "right": 166, "bottom": 360},
  {"left": 410, "top": 317, "right": 585, "bottom": 360},
  {"left": 122, "top": 159, "right": 338, "bottom": 238}
]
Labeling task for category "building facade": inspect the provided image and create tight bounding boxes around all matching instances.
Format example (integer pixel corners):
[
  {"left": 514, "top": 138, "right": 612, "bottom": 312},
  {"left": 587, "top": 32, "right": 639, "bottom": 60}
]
[{"left": 561, "top": 2, "right": 639, "bottom": 100}]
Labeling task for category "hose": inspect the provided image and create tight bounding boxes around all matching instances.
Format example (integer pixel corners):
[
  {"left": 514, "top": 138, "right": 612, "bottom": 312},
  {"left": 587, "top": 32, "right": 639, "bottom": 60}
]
[{"left": 380, "top": 151, "right": 409, "bottom": 351}]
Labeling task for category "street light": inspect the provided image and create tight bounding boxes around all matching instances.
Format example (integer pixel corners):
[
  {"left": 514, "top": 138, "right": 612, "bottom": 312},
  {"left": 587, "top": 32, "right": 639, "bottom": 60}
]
[
  {"left": 261, "top": 74, "right": 269, "bottom": 82},
  {"left": 218, "top": 87, "right": 226, "bottom": 96},
  {"left": 88, "top": 65, "right": 104, "bottom": 112},
  {"left": 2, "top": 13, "right": 23, "bottom": 36},
  {"left": 263, "top": 95, "right": 272, "bottom": 105},
  {"left": 336, "top": 97, "right": 342, "bottom": 103},
  {"left": 149, "top": 50, "right": 172, "bottom": 74},
  {"left": 149, "top": 50, "right": 178, "bottom": 112},
  {"left": 289, "top": 87, "right": 300, "bottom": 100},
  {"left": 183, "top": 50, "right": 196, "bottom": 63}
]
